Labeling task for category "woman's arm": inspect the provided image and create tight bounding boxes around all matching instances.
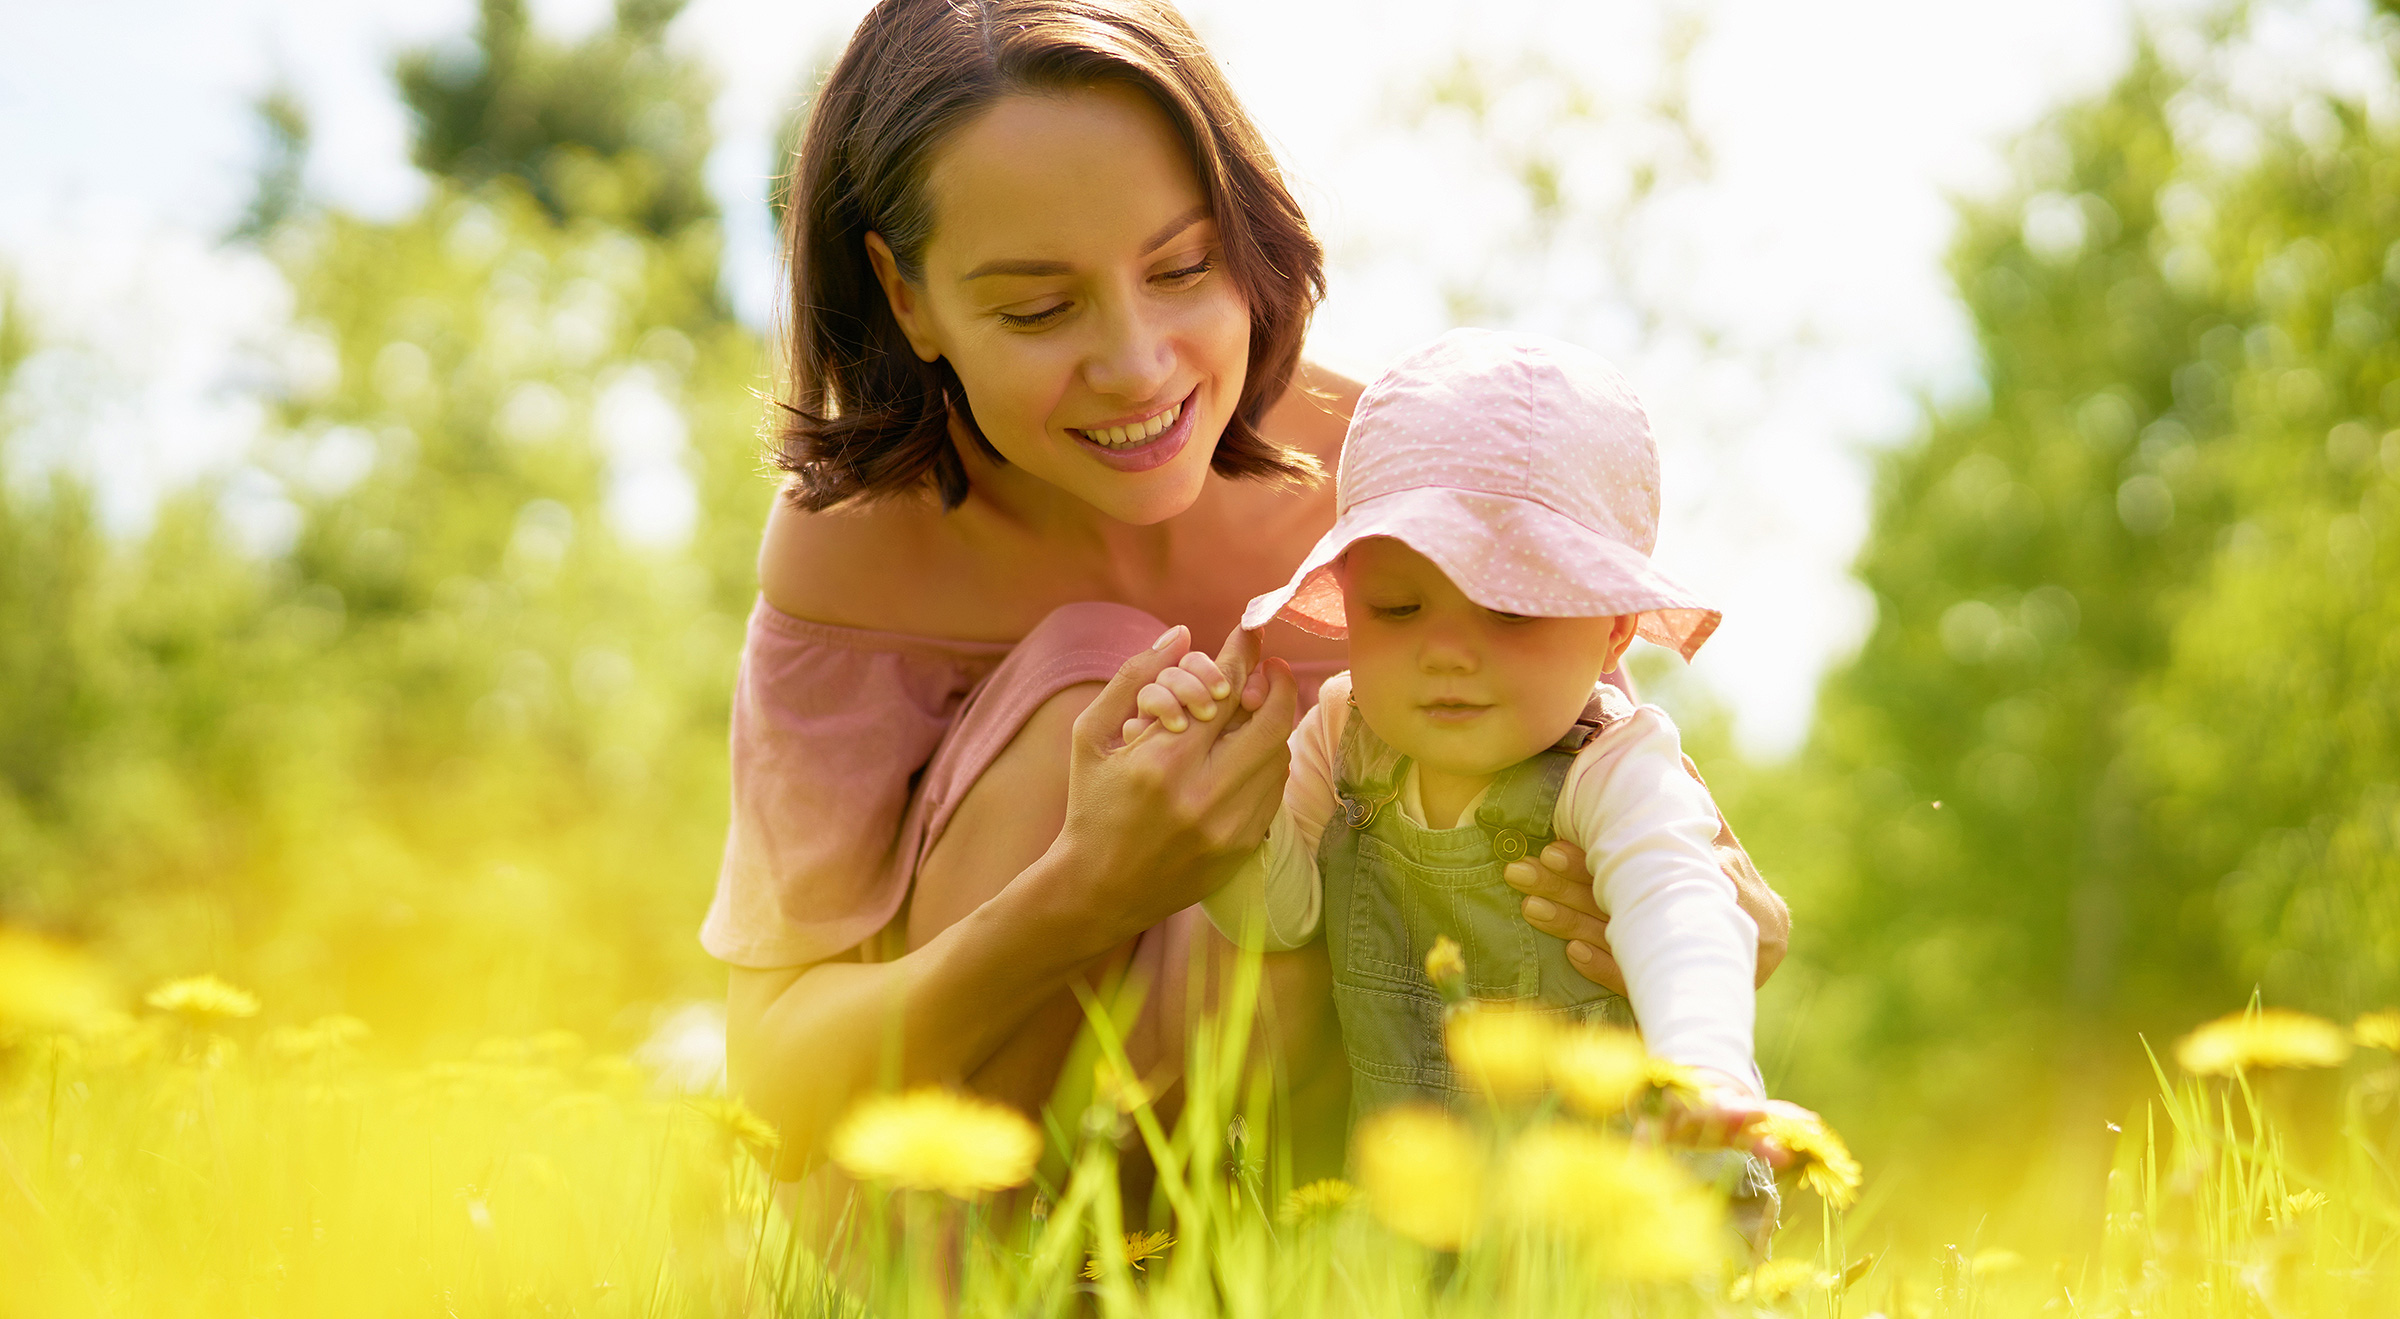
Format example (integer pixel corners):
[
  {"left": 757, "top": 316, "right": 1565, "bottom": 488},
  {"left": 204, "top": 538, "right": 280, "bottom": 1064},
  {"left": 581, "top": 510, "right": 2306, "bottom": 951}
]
[{"left": 726, "top": 629, "right": 1299, "bottom": 1176}]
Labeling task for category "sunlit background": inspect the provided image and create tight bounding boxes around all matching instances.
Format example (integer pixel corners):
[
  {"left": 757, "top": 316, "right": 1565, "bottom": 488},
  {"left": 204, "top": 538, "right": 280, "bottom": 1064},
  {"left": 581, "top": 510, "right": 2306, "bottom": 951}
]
[{"left": 5, "top": 0, "right": 2400, "bottom": 1309}]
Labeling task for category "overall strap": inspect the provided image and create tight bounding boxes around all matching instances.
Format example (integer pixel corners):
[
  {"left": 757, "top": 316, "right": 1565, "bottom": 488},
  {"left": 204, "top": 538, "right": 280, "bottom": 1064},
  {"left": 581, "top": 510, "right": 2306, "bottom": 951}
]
[
  {"left": 1333, "top": 697, "right": 1408, "bottom": 831},
  {"left": 1473, "top": 684, "right": 1638, "bottom": 861}
]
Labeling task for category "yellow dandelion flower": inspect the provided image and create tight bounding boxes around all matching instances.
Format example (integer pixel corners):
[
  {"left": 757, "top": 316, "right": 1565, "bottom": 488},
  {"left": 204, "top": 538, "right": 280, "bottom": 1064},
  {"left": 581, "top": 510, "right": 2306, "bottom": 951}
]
[
  {"left": 0, "top": 928, "right": 113, "bottom": 1033},
  {"left": 1082, "top": 1229, "right": 1174, "bottom": 1280},
  {"left": 1730, "top": 1257, "right": 1834, "bottom": 1303},
  {"left": 2175, "top": 1008, "right": 2351, "bottom": 1076},
  {"left": 687, "top": 1094, "right": 783, "bottom": 1156},
  {"left": 1353, "top": 1104, "right": 1486, "bottom": 1250},
  {"left": 145, "top": 975, "right": 260, "bottom": 1023},
  {"left": 1548, "top": 1024, "right": 1649, "bottom": 1117},
  {"left": 2354, "top": 1009, "right": 2400, "bottom": 1053},
  {"left": 1279, "top": 1178, "right": 1356, "bottom": 1223},
  {"left": 1642, "top": 1056, "right": 1704, "bottom": 1100},
  {"left": 2281, "top": 1189, "right": 2327, "bottom": 1219},
  {"left": 1754, "top": 1105, "right": 1862, "bottom": 1209},
  {"left": 1423, "top": 936, "right": 1468, "bottom": 1004},
  {"left": 829, "top": 1088, "right": 1042, "bottom": 1199},
  {"left": 1446, "top": 1005, "right": 1556, "bottom": 1101},
  {"left": 1499, "top": 1124, "right": 1723, "bottom": 1278}
]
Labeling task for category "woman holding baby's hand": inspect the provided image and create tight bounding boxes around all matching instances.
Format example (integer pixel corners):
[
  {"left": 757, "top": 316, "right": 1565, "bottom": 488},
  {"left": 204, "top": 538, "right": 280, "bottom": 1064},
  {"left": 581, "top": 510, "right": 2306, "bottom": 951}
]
[{"left": 711, "top": 0, "right": 1790, "bottom": 1235}]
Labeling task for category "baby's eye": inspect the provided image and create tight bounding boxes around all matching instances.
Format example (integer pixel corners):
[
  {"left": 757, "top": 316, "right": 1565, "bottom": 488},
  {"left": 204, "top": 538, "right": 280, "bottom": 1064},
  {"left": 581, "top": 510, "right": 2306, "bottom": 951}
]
[
  {"left": 1489, "top": 610, "right": 1533, "bottom": 623},
  {"left": 1367, "top": 603, "right": 1418, "bottom": 620}
]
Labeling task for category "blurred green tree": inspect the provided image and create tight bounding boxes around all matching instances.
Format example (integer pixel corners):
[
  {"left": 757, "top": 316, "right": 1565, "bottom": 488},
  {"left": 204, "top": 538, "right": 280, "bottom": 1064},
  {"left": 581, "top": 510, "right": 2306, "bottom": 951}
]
[
  {"left": 0, "top": 0, "right": 772, "bottom": 1046},
  {"left": 1735, "top": 6, "right": 2400, "bottom": 1180}
]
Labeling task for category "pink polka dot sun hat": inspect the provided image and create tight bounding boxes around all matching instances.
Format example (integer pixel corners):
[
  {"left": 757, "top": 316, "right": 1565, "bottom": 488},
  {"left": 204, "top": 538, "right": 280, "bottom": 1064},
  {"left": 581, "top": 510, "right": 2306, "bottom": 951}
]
[{"left": 1241, "top": 328, "right": 1721, "bottom": 660}]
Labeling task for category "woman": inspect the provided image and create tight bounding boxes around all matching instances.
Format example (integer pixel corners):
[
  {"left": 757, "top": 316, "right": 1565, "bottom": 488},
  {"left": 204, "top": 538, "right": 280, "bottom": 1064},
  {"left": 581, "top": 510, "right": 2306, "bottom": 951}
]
[{"left": 712, "top": 0, "right": 1791, "bottom": 1197}]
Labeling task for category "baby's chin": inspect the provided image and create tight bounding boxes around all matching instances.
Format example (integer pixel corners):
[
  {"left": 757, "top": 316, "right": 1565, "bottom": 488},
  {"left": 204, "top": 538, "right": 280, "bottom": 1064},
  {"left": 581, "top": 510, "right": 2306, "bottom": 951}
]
[{"left": 1378, "top": 718, "right": 1565, "bottom": 780}]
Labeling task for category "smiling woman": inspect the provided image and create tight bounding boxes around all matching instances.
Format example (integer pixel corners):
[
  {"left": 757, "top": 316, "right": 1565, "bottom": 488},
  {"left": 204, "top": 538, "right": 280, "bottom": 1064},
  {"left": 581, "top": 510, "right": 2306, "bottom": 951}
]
[{"left": 709, "top": 0, "right": 1790, "bottom": 1241}]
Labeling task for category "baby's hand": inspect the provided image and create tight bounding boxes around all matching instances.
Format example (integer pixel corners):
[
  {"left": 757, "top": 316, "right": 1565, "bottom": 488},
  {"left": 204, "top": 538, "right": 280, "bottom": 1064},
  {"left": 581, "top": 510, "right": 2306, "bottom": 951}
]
[
  {"left": 1119, "top": 644, "right": 1233, "bottom": 746},
  {"left": 1119, "top": 628, "right": 1269, "bottom": 746},
  {"left": 1654, "top": 1070, "right": 1794, "bottom": 1166}
]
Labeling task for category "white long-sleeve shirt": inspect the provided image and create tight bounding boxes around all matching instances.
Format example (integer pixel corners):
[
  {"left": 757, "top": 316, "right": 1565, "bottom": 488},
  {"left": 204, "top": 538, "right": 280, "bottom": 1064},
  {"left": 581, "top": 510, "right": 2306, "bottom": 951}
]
[{"left": 1203, "top": 672, "right": 1763, "bottom": 1095}]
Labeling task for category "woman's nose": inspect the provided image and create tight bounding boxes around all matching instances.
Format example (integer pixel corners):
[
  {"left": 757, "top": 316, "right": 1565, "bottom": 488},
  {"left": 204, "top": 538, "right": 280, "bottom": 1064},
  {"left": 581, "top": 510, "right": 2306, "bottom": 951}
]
[{"left": 1080, "top": 299, "right": 1175, "bottom": 403}]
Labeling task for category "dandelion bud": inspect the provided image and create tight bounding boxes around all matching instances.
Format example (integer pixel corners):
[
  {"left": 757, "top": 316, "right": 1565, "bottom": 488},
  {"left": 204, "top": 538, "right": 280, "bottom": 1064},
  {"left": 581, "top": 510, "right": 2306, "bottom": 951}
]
[{"left": 1423, "top": 936, "right": 1467, "bottom": 1005}]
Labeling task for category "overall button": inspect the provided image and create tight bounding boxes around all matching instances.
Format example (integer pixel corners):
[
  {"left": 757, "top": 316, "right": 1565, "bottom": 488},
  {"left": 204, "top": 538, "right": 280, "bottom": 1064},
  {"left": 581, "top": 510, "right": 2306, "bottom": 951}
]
[
  {"left": 1343, "top": 795, "right": 1375, "bottom": 829},
  {"left": 1492, "top": 828, "right": 1527, "bottom": 861}
]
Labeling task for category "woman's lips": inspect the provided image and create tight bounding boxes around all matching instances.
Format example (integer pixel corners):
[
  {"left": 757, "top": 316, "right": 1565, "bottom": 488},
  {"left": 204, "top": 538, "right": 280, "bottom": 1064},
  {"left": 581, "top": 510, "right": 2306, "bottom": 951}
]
[{"left": 1070, "top": 388, "right": 1199, "bottom": 473}]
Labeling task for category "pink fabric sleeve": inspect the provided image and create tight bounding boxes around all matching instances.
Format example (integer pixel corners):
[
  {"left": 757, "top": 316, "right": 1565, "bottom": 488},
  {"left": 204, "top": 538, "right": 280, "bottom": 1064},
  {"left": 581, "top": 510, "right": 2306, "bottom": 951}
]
[{"left": 700, "top": 599, "right": 1007, "bottom": 969}]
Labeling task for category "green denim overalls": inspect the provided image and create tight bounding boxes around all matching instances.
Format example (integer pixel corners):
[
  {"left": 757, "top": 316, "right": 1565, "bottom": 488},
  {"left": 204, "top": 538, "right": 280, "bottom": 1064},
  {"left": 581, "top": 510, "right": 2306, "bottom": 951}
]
[{"left": 1318, "top": 683, "right": 1779, "bottom": 1248}]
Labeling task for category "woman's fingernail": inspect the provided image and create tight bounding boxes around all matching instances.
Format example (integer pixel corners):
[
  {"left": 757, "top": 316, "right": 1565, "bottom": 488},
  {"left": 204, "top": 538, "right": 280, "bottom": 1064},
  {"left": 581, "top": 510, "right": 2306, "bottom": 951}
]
[
  {"left": 1503, "top": 863, "right": 1533, "bottom": 887},
  {"left": 1567, "top": 941, "right": 1593, "bottom": 963},
  {"left": 1523, "top": 897, "right": 1557, "bottom": 922},
  {"left": 1151, "top": 625, "right": 1185, "bottom": 651}
]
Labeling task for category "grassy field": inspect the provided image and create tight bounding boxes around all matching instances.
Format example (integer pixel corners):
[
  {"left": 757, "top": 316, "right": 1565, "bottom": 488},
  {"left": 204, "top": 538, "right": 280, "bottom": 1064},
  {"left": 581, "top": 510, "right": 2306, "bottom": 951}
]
[{"left": 5, "top": 934, "right": 2395, "bottom": 1318}]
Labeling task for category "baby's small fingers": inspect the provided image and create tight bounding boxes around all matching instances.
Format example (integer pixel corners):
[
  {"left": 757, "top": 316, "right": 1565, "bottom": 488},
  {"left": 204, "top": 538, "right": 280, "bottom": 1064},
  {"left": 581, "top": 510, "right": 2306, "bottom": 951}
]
[
  {"left": 1177, "top": 651, "right": 1232, "bottom": 702},
  {"left": 1135, "top": 683, "right": 1190, "bottom": 734},
  {"left": 1155, "top": 667, "right": 1219, "bottom": 721}
]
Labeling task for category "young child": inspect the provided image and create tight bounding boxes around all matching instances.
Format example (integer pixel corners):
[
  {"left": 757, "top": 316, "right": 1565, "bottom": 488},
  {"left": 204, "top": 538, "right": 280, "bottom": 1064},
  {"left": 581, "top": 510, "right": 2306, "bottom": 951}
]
[{"left": 1146, "top": 329, "right": 1775, "bottom": 1204}]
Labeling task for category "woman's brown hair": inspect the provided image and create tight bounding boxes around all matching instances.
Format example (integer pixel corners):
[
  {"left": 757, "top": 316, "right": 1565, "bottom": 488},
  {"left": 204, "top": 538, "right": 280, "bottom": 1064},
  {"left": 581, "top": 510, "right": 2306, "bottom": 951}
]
[{"left": 773, "top": 0, "right": 1326, "bottom": 511}]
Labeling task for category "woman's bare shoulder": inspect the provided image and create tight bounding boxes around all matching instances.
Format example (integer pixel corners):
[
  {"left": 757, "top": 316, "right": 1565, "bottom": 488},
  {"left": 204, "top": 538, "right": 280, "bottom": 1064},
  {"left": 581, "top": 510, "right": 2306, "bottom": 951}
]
[{"left": 757, "top": 487, "right": 957, "bottom": 634}]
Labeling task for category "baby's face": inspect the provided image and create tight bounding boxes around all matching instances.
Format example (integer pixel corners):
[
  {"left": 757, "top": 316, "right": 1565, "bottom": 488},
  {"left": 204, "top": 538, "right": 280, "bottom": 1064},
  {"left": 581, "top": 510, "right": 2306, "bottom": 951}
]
[{"left": 1340, "top": 538, "right": 1635, "bottom": 780}]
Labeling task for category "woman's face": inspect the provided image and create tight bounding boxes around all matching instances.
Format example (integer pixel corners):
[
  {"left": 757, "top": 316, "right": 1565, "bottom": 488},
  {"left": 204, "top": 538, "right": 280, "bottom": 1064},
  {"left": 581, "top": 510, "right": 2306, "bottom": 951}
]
[{"left": 869, "top": 82, "right": 1249, "bottom": 526}]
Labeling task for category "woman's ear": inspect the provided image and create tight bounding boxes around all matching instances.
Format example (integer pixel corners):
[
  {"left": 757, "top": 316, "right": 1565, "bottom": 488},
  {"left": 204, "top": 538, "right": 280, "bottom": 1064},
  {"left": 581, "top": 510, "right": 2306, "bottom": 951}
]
[
  {"left": 1601, "top": 615, "right": 1640, "bottom": 673},
  {"left": 863, "top": 232, "right": 941, "bottom": 363}
]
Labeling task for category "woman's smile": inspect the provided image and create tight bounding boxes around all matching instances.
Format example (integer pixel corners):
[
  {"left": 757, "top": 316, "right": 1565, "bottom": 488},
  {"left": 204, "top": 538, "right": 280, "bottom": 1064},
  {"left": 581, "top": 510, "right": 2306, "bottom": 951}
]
[{"left": 1068, "top": 387, "right": 1197, "bottom": 472}]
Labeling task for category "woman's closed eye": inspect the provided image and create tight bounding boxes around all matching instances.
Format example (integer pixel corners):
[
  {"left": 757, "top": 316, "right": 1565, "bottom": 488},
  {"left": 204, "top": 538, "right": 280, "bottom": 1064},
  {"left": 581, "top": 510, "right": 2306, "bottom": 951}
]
[
  {"left": 1154, "top": 255, "right": 1216, "bottom": 287},
  {"left": 996, "top": 301, "right": 1070, "bottom": 329}
]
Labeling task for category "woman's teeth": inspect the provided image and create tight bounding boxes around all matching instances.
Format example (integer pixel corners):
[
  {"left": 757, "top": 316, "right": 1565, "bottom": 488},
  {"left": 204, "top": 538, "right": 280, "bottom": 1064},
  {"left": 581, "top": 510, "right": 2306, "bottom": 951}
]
[{"left": 1081, "top": 402, "right": 1181, "bottom": 448}]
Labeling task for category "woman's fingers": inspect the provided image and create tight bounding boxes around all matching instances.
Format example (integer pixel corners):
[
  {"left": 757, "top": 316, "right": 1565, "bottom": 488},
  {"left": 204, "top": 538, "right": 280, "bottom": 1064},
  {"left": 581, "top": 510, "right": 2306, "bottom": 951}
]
[
  {"left": 1214, "top": 656, "right": 1296, "bottom": 770},
  {"left": 1505, "top": 841, "right": 1628, "bottom": 993},
  {"left": 1214, "top": 625, "right": 1262, "bottom": 705}
]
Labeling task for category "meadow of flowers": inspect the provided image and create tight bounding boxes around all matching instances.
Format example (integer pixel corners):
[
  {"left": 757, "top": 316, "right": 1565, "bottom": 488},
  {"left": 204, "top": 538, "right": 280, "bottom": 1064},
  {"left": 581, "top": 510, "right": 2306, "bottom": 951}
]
[{"left": 5, "top": 926, "right": 2397, "bottom": 1318}]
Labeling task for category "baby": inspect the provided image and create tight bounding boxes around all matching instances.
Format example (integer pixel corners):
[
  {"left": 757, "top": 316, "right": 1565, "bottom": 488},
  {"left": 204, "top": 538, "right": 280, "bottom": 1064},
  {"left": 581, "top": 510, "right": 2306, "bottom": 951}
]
[{"left": 1142, "top": 329, "right": 1775, "bottom": 1189}]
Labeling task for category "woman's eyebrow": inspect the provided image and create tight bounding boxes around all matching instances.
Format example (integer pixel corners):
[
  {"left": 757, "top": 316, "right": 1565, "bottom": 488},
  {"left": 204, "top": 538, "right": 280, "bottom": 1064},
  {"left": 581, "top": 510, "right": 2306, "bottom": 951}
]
[
  {"left": 1138, "top": 204, "right": 1212, "bottom": 256},
  {"left": 958, "top": 206, "right": 1214, "bottom": 283}
]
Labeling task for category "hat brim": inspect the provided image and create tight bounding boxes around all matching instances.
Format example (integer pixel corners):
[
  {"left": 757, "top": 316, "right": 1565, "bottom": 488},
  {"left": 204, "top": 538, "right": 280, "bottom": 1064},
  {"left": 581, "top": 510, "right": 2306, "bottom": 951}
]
[{"left": 1240, "top": 488, "right": 1721, "bottom": 661}]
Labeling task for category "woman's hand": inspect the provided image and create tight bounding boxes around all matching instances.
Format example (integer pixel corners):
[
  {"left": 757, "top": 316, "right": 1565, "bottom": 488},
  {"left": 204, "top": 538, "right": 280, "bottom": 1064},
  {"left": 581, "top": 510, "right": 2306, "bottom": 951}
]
[
  {"left": 1051, "top": 624, "right": 1297, "bottom": 939},
  {"left": 1504, "top": 755, "right": 1791, "bottom": 991}
]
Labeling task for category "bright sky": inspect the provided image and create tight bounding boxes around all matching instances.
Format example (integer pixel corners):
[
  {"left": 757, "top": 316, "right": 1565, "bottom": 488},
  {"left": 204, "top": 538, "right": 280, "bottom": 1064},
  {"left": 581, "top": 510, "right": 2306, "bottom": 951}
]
[{"left": 0, "top": 0, "right": 2158, "bottom": 754}]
